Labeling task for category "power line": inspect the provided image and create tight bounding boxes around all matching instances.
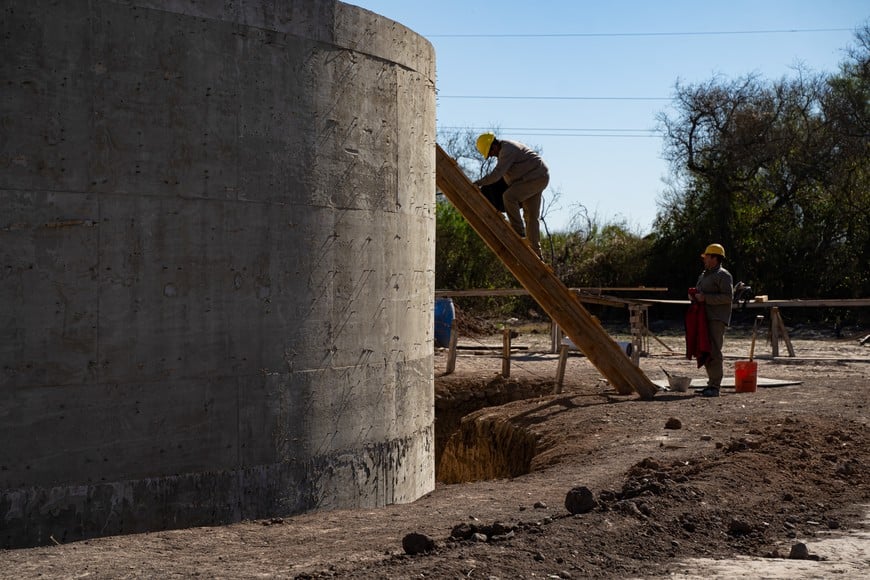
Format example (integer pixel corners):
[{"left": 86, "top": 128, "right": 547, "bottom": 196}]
[
  {"left": 437, "top": 125, "right": 661, "bottom": 138},
  {"left": 438, "top": 131, "right": 658, "bottom": 138},
  {"left": 438, "top": 128, "right": 659, "bottom": 138},
  {"left": 428, "top": 27, "right": 854, "bottom": 39},
  {"left": 440, "top": 126, "right": 655, "bottom": 132},
  {"left": 500, "top": 132, "right": 658, "bottom": 138},
  {"left": 439, "top": 95, "right": 669, "bottom": 101}
]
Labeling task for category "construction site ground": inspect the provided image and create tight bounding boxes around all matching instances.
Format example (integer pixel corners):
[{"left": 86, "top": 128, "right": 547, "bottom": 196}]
[{"left": 2, "top": 317, "right": 869, "bottom": 579}]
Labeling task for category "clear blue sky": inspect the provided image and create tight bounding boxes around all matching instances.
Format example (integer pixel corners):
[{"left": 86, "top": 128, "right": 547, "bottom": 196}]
[{"left": 348, "top": 1, "right": 868, "bottom": 234}]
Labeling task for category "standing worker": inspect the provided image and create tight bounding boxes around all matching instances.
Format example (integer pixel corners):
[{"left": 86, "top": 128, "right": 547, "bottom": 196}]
[
  {"left": 473, "top": 133, "right": 550, "bottom": 258},
  {"left": 690, "top": 243, "right": 734, "bottom": 397}
]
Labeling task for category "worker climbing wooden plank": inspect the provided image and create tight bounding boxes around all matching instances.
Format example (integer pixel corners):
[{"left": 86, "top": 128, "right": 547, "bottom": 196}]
[{"left": 435, "top": 144, "right": 659, "bottom": 400}]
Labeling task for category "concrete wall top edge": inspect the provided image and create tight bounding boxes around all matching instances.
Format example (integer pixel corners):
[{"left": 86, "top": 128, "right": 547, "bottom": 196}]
[
  {"left": 115, "top": 0, "right": 434, "bottom": 80},
  {"left": 115, "top": 0, "right": 335, "bottom": 38},
  {"left": 334, "top": 2, "right": 435, "bottom": 81}
]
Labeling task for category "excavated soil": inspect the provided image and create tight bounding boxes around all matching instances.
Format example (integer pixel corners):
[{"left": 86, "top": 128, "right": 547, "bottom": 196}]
[{"left": 2, "top": 321, "right": 869, "bottom": 579}]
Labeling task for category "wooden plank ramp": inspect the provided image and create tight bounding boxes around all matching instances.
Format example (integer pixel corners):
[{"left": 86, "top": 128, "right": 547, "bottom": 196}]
[{"left": 435, "top": 144, "right": 658, "bottom": 400}]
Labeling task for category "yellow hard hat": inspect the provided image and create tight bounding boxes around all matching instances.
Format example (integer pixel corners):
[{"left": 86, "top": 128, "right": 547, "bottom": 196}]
[
  {"left": 703, "top": 243, "right": 726, "bottom": 258},
  {"left": 476, "top": 132, "right": 495, "bottom": 158}
]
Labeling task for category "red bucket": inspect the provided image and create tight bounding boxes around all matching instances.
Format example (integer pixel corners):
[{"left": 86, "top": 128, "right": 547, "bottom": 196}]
[{"left": 734, "top": 360, "right": 757, "bottom": 393}]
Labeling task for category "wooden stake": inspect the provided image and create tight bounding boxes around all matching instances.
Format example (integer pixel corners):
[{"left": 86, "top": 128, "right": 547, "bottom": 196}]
[
  {"left": 502, "top": 326, "right": 511, "bottom": 378},
  {"left": 445, "top": 319, "right": 458, "bottom": 375},
  {"left": 770, "top": 306, "right": 779, "bottom": 358},
  {"left": 554, "top": 343, "right": 569, "bottom": 394},
  {"left": 550, "top": 322, "right": 560, "bottom": 354}
]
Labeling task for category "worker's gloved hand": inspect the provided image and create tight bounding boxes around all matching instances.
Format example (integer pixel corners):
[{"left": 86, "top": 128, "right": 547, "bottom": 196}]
[{"left": 688, "top": 287, "right": 699, "bottom": 302}]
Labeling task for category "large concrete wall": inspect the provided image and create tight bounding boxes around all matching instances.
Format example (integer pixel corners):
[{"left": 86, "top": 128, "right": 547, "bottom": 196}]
[{"left": 0, "top": 0, "right": 436, "bottom": 548}]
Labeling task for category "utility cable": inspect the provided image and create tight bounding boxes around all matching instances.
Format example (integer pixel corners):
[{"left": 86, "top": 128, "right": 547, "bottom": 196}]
[
  {"left": 428, "top": 28, "right": 853, "bottom": 39},
  {"left": 440, "top": 95, "right": 669, "bottom": 101}
]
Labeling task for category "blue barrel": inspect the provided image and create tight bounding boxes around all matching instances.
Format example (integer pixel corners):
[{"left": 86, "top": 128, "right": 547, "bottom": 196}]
[{"left": 434, "top": 297, "right": 455, "bottom": 348}]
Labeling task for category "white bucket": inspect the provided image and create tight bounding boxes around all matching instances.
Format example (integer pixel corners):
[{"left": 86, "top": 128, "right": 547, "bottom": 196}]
[{"left": 667, "top": 375, "right": 692, "bottom": 392}]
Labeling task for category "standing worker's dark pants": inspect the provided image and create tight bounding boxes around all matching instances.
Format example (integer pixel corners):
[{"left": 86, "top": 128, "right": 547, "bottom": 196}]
[{"left": 705, "top": 319, "right": 727, "bottom": 387}]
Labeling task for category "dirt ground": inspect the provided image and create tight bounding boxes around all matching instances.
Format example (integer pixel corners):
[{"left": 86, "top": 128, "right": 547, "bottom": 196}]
[{"left": 2, "top": 318, "right": 869, "bottom": 579}]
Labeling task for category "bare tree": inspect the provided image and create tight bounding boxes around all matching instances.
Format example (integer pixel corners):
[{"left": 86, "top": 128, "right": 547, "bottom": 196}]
[{"left": 654, "top": 27, "right": 870, "bottom": 298}]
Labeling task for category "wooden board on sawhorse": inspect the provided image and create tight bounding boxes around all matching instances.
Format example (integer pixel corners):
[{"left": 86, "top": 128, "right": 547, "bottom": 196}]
[
  {"left": 435, "top": 144, "right": 658, "bottom": 400},
  {"left": 769, "top": 306, "right": 795, "bottom": 357}
]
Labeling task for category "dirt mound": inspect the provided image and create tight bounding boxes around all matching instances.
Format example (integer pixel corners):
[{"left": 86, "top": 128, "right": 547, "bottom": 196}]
[{"left": 450, "top": 306, "right": 501, "bottom": 337}]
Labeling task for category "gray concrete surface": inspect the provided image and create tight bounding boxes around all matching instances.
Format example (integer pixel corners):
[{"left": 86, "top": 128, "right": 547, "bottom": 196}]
[{"left": 0, "top": 0, "right": 436, "bottom": 548}]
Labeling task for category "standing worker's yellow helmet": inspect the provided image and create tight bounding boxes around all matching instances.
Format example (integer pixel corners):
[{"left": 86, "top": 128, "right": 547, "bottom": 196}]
[
  {"left": 476, "top": 132, "right": 495, "bottom": 158},
  {"left": 703, "top": 243, "right": 726, "bottom": 258}
]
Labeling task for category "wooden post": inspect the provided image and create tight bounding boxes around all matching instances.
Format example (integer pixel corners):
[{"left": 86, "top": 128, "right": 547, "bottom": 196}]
[
  {"left": 628, "top": 304, "right": 648, "bottom": 364},
  {"left": 502, "top": 326, "right": 511, "bottom": 378},
  {"left": 770, "top": 309, "right": 780, "bottom": 357},
  {"left": 554, "top": 342, "right": 569, "bottom": 394},
  {"left": 550, "top": 321, "right": 560, "bottom": 354},
  {"left": 435, "top": 145, "right": 658, "bottom": 400},
  {"left": 445, "top": 319, "right": 458, "bottom": 375}
]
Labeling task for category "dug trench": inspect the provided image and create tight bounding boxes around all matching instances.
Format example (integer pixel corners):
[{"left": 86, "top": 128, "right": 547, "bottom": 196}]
[
  {"left": 434, "top": 372, "right": 551, "bottom": 483},
  {"left": 433, "top": 314, "right": 563, "bottom": 483}
]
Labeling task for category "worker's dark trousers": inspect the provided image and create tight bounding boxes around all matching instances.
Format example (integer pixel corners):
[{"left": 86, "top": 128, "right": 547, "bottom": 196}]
[{"left": 704, "top": 320, "right": 727, "bottom": 387}]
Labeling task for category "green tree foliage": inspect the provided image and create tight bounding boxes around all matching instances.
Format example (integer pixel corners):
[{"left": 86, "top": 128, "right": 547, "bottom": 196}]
[
  {"left": 654, "top": 25, "right": 870, "bottom": 300},
  {"left": 550, "top": 208, "right": 652, "bottom": 290},
  {"left": 435, "top": 200, "right": 513, "bottom": 291}
]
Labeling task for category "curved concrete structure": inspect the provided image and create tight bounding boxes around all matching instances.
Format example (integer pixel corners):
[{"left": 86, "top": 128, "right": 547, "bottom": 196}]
[{"left": 0, "top": 0, "right": 436, "bottom": 548}]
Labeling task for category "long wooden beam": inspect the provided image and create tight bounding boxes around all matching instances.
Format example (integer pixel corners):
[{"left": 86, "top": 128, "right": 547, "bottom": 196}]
[
  {"left": 436, "top": 287, "right": 668, "bottom": 296},
  {"left": 435, "top": 287, "right": 666, "bottom": 308},
  {"left": 436, "top": 288, "right": 632, "bottom": 307},
  {"left": 636, "top": 298, "right": 870, "bottom": 308},
  {"left": 435, "top": 144, "right": 658, "bottom": 400}
]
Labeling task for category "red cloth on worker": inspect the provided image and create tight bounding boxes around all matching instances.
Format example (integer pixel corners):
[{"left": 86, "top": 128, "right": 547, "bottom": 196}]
[{"left": 685, "top": 302, "right": 711, "bottom": 368}]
